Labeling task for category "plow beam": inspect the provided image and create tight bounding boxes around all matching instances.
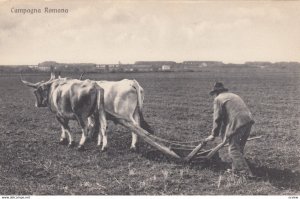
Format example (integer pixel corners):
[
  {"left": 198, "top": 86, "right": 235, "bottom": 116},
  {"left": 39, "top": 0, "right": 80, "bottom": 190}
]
[{"left": 118, "top": 120, "right": 181, "bottom": 159}]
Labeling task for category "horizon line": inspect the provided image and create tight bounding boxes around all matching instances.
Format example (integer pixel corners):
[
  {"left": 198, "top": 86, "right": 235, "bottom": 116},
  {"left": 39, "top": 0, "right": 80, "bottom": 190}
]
[{"left": 1, "top": 60, "right": 300, "bottom": 66}]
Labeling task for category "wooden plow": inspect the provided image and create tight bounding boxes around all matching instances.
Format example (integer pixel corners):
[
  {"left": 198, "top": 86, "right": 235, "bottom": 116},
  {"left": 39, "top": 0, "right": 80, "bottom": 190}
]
[{"left": 119, "top": 119, "right": 262, "bottom": 162}]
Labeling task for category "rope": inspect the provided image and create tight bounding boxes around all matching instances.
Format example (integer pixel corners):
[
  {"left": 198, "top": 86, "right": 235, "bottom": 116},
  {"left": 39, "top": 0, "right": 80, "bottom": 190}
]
[
  {"left": 169, "top": 143, "right": 198, "bottom": 148},
  {"left": 146, "top": 133, "right": 204, "bottom": 146},
  {"left": 145, "top": 135, "right": 263, "bottom": 160},
  {"left": 169, "top": 147, "right": 195, "bottom": 151}
]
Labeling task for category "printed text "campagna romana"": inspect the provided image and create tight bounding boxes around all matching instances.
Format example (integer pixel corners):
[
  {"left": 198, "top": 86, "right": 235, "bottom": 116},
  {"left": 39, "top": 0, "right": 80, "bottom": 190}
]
[{"left": 11, "top": 7, "right": 68, "bottom": 14}]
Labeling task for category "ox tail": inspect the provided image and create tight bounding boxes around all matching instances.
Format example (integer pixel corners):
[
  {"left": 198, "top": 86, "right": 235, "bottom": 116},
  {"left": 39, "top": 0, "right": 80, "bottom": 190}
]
[
  {"left": 132, "top": 80, "right": 154, "bottom": 134},
  {"left": 90, "top": 84, "right": 105, "bottom": 139},
  {"left": 96, "top": 84, "right": 106, "bottom": 119}
]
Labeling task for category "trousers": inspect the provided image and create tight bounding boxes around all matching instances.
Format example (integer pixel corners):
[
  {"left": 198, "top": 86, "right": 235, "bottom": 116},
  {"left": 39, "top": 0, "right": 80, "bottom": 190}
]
[{"left": 228, "top": 122, "right": 253, "bottom": 174}]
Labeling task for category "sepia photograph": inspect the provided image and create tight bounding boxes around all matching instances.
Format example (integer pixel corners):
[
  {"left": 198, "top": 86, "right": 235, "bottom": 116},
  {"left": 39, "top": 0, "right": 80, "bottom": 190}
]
[{"left": 0, "top": 0, "right": 299, "bottom": 197}]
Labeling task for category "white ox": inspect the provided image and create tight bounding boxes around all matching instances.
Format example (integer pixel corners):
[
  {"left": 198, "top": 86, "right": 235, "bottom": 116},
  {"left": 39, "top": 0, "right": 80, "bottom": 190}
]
[
  {"left": 21, "top": 73, "right": 179, "bottom": 158},
  {"left": 88, "top": 79, "right": 153, "bottom": 151}
]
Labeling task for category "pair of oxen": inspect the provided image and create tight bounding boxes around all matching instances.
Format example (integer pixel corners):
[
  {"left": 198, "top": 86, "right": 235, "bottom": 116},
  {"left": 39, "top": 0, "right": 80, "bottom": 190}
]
[{"left": 21, "top": 73, "right": 153, "bottom": 152}]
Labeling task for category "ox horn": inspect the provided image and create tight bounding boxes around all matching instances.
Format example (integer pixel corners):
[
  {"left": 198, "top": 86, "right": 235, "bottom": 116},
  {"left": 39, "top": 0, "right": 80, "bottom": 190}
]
[
  {"left": 79, "top": 72, "right": 85, "bottom": 80},
  {"left": 40, "top": 71, "right": 56, "bottom": 85},
  {"left": 58, "top": 71, "right": 62, "bottom": 79},
  {"left": 50, "top": 71, "right": 56, "bottom": 80},
  {"left": 20, "top": 72, "right": 41, "bottom": 88}
]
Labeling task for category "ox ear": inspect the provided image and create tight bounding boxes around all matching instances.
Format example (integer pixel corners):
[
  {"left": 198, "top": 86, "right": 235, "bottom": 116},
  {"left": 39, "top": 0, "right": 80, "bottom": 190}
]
[{"left": 20, "top": 73, "right": 40, "bottom": 88}]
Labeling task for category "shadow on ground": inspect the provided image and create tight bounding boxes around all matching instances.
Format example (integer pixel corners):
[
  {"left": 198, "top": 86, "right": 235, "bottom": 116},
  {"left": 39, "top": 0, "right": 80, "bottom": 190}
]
[
  {"left": 143, "top": 149, "right": 300, "bottom": 191},
  {"left": 248, "top": 162, "right": 300, "bottom": 191},
  {"left": 197, "top": 159, "right": 300, "bottom": 191}
]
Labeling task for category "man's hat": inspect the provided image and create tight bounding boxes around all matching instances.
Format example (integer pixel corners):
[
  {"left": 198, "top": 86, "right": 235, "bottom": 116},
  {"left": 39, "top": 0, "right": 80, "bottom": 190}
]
[{"left": 209, "top": 82, "right": 228, "bottom": 95}]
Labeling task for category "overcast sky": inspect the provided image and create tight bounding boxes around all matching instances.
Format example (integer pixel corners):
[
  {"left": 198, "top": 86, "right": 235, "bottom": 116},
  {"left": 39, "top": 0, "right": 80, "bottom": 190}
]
[{"left": 0, "top": 0, "right": 299, "bottom": 65}]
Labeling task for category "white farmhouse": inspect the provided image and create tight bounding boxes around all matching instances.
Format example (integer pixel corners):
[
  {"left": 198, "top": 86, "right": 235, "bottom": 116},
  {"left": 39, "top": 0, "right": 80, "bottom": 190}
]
[{"left": 162, "top": 65, "right": 171, "bottom": 71}]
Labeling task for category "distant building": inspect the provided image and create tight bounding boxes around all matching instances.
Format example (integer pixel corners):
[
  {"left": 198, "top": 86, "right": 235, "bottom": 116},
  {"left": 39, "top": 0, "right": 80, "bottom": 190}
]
[
  {"left": 96, "top": 64, "right": 107, "bottom": 70},
  {"left": 96, "top": 64, "right": 120, "bottom": 72},
  {"left": 201, "top": 63, "right": 207, "bottom": 67},
  {"left": 259, "top": 65, "right": 268, "bottom": 69},
  {"left": 162, "top": 65, "right": 171, "bottom": 71},
  {"left": 37, "top": 66, "right": 53, "bottom": 71},
  {"left": 134, "top": 61, "right": 176, "bottom": 67},
  {"left": 38, "top": 61, "right": 59, "bottom": 71},
  {"left": 28, "top": 65, "right": 38, "bottom": 69},
  {"left": 182, "top": 61, "right": 223, "bottom": 67},
  {"left": 133, "top": 61, "right": 176, "bottom": 72},
  {"left": 245, "top": 62, "right": 273, "bottom": 68}
]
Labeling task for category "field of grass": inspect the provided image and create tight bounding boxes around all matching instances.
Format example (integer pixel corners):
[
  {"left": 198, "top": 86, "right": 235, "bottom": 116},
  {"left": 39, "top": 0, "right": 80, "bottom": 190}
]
[{"left": 0, "top": 67, "right": 299, "bottom": 195}]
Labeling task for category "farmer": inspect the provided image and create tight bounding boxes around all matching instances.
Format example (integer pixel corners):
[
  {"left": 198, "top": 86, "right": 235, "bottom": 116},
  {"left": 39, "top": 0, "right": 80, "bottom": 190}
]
[{"left": 205, "top": 82, "right": 255, "bottom": 177}]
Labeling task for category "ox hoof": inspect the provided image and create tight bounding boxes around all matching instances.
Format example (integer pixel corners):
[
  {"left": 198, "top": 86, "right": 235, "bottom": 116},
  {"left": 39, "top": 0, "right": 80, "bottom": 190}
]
[
  {"left": 130, "top": 146, "right": 138, "bottom": 153},
  {"left": 101, "top": 147, "right": 108, "bottom": 152},
  {"left": 59, "top": 138, "right": 68, "bottom": 146},
  {"left": 68, "top": 141, "right": 75, "bottom": 148},
  {"left": 59, "top": 138, "right": 68, "bottom": 145},
  {"left": 77, "top": 145, "right": 85, "bottom": 151}
]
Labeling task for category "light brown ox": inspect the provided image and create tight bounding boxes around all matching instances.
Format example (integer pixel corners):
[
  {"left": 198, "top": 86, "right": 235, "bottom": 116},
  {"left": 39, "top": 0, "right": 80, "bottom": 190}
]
[{"left": 21, "top": 73, "right": 107, "bottom": 151}]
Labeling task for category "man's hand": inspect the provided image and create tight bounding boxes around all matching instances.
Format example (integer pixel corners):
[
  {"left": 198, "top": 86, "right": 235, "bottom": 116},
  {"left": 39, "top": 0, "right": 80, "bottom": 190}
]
[{"left": 204, "top": 135, "right": 215, "bottom": 142}]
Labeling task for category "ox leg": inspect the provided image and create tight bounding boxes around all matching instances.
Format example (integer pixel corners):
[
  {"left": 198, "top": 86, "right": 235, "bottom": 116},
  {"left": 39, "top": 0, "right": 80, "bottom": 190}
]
[
  {"left": 99, "top": 110, "right": 108, "bottom": 151},
  {"left": 87, "top": 116, "right": 95, "bottom": 141},
  {"left": 56, "top": 116, "right": 74, "bottom": 147},
  {"left": 65, "top": 127, "right": 75, "bottom": 148},
  {"left": 130, "top": 112, "right": 139, "bottom": 151},
  {"left": 87, "top": 113, "right": 100, "bottom": 142},
  {"left": 77, "top": 117, "right": 89, "bottom": 151},
  {"left": 59, "top": 126, "right": 68, "bottom": 145}
]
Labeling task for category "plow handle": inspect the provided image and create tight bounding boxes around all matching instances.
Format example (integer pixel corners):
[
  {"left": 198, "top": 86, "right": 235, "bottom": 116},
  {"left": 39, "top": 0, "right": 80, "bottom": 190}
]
[
  {"left": 196, "top": 135, "right": 262, "bottom": 157},
  {"left": 184, "top": 141, "right": 207, "bottom": 162},
  {"left": 204, "top": 139, "right": 228, "bottom": 159}
]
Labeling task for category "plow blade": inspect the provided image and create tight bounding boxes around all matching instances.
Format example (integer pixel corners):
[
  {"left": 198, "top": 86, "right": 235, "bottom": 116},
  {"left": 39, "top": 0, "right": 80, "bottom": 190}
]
[{"left": 119, "top": 120, "right": 181, "bottom": 159}]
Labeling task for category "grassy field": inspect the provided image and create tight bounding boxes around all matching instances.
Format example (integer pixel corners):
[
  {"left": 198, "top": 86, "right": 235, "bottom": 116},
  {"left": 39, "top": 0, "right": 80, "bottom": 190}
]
[{"left": 0, "top": 67, "right": 299, "bottom": 195}]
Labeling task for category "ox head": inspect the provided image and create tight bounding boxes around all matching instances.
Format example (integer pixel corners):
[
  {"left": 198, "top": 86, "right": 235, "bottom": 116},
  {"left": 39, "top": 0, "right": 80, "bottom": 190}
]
[{"left": 21, "top": 72, "right": 56, "bottom": 107}]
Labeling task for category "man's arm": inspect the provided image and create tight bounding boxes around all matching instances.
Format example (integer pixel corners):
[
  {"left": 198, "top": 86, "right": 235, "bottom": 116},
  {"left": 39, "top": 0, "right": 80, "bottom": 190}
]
[{"left": 211, "top": 99, "right": 223, "bottom": 137}]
